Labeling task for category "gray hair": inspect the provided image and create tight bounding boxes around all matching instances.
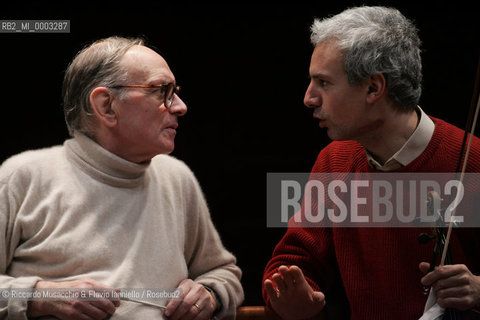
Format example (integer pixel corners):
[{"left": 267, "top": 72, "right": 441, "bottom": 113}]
[
  {"left": 310, "top": 6, "right": 422, "bottom": 111},
  {"left": 62, "top": 36, "right": 144, "bottom": 137}
]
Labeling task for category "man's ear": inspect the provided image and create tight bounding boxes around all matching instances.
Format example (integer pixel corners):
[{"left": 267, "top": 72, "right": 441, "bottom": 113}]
[
  {"left": 366, "top": 73, "right": 386, "bottom": 104},
  {"left": 90, "top": 87, "right": 117, "bottom": 128}
]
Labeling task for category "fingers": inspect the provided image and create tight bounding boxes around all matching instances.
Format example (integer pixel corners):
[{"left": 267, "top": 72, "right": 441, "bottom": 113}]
[
  {"left": 265, "top": 265, "right": 311, "bottom": 300},
  {"left": 263, "top": 266, "right": 327, "bottom": 320},
  {"left": 279, "top": 266, "right": 297, "bottom": 288},
  {"left": 74, "top": 282, "right": 119, "bottom": 317},
  {"left": 419, "top": 262, "right": 430, "bottom": 275},
  {"left": 30, "top": 278, "right": 119, "bottom": 320},
  {"left": 66, "top": 299, "right": 112, "bottom": 319},
  {"left": 420, "top": 264, "right": 480, "bottom": 310},
  {"left": 436, "top": 285, "right": 471, "bottom": 300},
  {"left": 421, "top": 264, "right": 469, "bottom": 286},
  {"left": 272, "top": 273, "right": 287, "bottom": 292},
  {"left": 264, "top": 279, "right": 279, "bottom": 300},
  {"left": 44, "top": 299, "right": 110, "bottom": 320},
  {"left": 165, "top": 279, "right": 215, "bottom": 320},
  {"left": 272, "top": 265, "right": 305, "bottom": 293},
  {"left": 165, "top": 279, "right": 194, "bottom": 318},
  {"left": 434, "top": 275, "right": 471, "bottom": 291},
  {"left": 436, "top": 295, "right": 475, "bottom": 311},
  {"left": 288, "top": 265, "right": 308, "bottom": 286},
  {"left": 312, "top": 291, "right": 326, "bottom": 309},
  {"left": 89, "top": 296, "right": 117, "bottom": 316}
]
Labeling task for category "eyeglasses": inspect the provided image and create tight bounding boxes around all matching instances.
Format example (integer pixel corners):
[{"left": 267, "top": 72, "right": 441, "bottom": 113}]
[{"left": 110, "top": 83, "right": 180, "bottom": 108}]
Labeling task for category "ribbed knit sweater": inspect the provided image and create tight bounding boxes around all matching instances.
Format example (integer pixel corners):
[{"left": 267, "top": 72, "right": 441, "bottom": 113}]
[
  {"left": 0, "top": 133, "right": 244, "bottom": 320},
  {"left": 263, "top": 117, "right": 480, "bottom": 319}
]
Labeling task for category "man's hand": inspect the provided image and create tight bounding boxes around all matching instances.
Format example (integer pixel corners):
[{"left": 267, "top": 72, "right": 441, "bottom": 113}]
[
  {"left": 27, "top": 278, "right": 120, "bottom": 320},
  {"left": 264, "top": 265, "right": 326, "bottom": 320},
  {"left": 420, "top": 262, "right": 480, "bottom": 311},
  {"left": 164, "top": 279, "right": 216, "bottom": 320}
]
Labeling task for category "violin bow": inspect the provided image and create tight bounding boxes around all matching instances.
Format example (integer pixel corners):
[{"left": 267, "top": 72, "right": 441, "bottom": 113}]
[
  {"left": 440, "top": 54, "right": 480, "bottom": 267},
  {"left": 423, "top": 55, "right": 480, "bottom": 320}
]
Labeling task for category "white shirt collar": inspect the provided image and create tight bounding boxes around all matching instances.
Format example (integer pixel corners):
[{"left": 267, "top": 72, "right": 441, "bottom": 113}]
[{"left": 366, "top": 106, "right": 435, "bottom": 171}]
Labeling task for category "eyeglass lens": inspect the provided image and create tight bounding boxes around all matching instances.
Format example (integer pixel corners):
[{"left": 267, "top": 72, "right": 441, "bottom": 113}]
[{"left": 165, "top": 83, "right": 176, "bottom": 107}]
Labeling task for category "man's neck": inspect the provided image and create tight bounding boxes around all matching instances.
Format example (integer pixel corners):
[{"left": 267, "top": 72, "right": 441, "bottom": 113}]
[
  {"left": 359, "top": 109, "right": 419, "bottom": 165},
  {"left": 91, "top": 127, "right": 154, "bottom": 164}
]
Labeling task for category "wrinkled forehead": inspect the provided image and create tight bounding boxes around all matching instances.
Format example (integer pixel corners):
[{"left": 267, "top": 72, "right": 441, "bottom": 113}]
[{"left": 120, "top": 45, "right": 175, "bottom": 84}]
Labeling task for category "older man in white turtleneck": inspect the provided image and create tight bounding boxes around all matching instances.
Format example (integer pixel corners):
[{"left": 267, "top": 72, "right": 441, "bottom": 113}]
[{"left": 0, "top": 36, "right": 243, "bottom": 320}]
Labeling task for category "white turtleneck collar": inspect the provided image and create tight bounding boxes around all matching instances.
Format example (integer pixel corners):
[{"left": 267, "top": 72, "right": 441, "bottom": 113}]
[{"left": 64, "top": 132, "right": 150, "bottom": 188}]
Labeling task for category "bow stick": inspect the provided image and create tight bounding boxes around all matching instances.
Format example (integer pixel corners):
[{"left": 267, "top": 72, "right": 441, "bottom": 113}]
[
  {"left": 440, "top": 55, "right": 480, "bottom": 267},
  {"left": 422, "top": 55, "right": 480, "bottom": 320}
]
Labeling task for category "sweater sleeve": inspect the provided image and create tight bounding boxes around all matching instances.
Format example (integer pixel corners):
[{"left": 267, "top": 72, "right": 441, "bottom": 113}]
[
  {"left": 262, "top": 144, "right": 348, "bottom": 307},
  {"left": 181, "top": 167, "right": 244, "bottom": 320},
  {"left": 0, "top": 166, "right": 42, "bottom": 320},
  {"left": 262, "top": 224, "right": 337, "bottom": 307}
]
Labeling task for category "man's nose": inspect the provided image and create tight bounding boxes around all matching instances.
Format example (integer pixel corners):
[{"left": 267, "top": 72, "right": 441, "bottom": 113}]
[
  {"left": 304, "top": 83, "right": 321, "bottom": 109},
  {"left": 169, "top": 94, "right": 187, "bottom": 116}
]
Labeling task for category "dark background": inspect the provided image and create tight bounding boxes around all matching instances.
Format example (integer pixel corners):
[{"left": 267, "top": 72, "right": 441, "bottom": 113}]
[{"left": 1, "top": 1, "right": 479, "bottom": 306}]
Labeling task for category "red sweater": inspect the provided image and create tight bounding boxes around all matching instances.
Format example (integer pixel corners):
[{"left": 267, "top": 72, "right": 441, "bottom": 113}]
[{"left": 263, "top": 118, "right": 480, "bottom": 319}]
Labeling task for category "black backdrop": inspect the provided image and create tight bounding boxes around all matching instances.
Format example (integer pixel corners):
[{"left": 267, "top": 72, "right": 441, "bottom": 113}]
[{"left": 1, "top": 1, "right": 479, "bottom": 306}]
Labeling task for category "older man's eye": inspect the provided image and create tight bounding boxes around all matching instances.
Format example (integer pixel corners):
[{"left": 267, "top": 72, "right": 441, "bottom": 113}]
[{"left": 151, "top": 87, "right": 166, "bottom": 97}]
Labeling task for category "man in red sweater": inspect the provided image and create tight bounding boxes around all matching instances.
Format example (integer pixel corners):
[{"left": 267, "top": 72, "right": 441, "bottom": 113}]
[{"left": 263, "top": 6, "right": 480, "bottom": 319}]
